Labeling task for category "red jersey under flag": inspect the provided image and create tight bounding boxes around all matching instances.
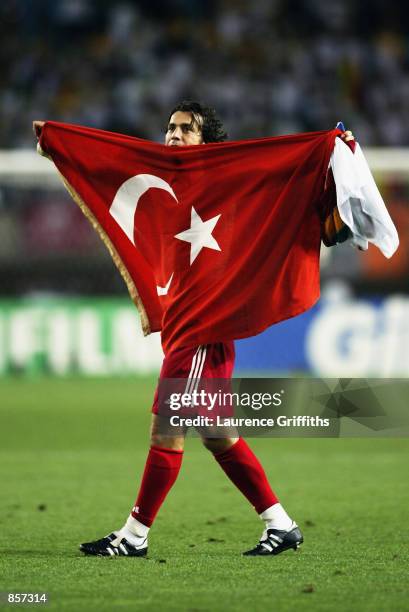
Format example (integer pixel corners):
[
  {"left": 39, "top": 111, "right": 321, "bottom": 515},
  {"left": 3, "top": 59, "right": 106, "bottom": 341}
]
[{"left": 39, "top": 122, "right": 340, "bottom": 353}]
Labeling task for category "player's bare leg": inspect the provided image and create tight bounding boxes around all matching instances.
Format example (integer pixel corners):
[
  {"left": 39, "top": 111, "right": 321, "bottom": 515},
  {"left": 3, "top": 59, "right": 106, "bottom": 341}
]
[{"left": 150, "top": 413, "right": 186, "bottom": 450}]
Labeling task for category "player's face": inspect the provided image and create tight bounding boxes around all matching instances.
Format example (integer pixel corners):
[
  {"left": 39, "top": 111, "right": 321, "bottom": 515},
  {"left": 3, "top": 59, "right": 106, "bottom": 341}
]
[{"left": 165, "top": 111, "right": 203, "bottom": 146}]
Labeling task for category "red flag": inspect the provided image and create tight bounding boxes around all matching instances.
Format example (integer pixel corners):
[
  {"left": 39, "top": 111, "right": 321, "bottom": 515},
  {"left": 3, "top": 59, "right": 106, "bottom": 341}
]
[{"left": 39, "top": 122, "right": 339, "bottom": 353}]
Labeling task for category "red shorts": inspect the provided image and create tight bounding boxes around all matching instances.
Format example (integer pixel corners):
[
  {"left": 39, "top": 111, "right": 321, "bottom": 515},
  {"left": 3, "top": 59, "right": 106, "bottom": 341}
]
[{"left": 152, "top": 342, "right": 235, "bottom": 414}]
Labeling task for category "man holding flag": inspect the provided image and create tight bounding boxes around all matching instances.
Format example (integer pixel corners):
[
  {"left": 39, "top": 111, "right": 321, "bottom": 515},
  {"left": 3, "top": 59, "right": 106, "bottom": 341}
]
[{"left": 34, "top": 102, "right": 395, "bottom": 559}]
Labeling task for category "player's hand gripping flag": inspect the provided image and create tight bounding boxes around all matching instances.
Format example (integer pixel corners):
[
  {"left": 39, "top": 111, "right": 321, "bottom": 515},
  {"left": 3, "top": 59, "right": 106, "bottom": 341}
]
[{"left": 321, "top": 121, "right": 355, "bottom": 247}]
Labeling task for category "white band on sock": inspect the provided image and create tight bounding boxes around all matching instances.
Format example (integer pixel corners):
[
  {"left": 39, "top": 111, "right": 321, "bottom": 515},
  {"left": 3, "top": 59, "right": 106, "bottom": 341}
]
[
  {"left": 260, "top": 503, "right": 293, "bottom": 531},
  {"left": 125, "top": 515, "right": 150, "bottom": 537}
]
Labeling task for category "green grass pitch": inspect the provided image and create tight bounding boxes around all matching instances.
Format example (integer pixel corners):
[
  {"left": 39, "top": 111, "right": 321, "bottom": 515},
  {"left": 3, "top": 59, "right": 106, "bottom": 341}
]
[{"left": 1, "top": 377, "right": 408, "bottom": 611}]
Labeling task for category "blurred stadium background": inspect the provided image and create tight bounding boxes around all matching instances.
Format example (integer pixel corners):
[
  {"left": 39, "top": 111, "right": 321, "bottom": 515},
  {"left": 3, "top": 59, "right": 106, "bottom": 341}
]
[
  {"left": 2, "top": 4, "right": 409, "bottom": 610},
  {"left": 1, "top": 0, "right": 409, "bottom": 379}
]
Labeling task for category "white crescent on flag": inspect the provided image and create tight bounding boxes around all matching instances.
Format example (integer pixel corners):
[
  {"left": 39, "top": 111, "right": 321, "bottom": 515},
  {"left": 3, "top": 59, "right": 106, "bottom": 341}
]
[
  {"left": 109, "top": 173, "right": 178, "bottom": 244},
  {"left": 109, "top": 173, "right": 178, "bottom": 295}
]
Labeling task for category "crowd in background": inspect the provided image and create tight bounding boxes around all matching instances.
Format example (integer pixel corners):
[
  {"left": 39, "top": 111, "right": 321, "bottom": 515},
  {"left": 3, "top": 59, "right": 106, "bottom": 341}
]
[
  {"left": 1, "top": 0, "right": 409, "bottom": 148},
  {"left": 1, "top": 0, "right": 408, "bottom": 296}
]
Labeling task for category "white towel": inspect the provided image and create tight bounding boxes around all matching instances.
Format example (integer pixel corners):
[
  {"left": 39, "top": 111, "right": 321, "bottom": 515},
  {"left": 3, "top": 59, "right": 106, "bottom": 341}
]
[{"left": 329, "top": 138, "right": 399, "bottom": 258}]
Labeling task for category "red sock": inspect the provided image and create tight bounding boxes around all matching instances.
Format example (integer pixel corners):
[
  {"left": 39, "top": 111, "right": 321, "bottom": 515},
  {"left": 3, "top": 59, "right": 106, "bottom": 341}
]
[
  {"left": 131, "top": 445, "right": 183, "bottom": 527},
  {"left": 214, "top": 438, "right": 278, "bottom": 514}
]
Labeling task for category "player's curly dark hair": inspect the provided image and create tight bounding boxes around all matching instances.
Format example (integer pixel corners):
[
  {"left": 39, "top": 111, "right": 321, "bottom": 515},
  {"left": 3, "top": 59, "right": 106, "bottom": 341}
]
[{"left": 167, "top": 100, "right": 227, "bottom": 143}]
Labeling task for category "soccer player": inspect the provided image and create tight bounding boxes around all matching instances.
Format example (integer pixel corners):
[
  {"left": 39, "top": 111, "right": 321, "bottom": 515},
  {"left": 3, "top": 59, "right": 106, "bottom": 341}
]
[{"left": 33, "top": 104, "right": 354, "bottom": 557}]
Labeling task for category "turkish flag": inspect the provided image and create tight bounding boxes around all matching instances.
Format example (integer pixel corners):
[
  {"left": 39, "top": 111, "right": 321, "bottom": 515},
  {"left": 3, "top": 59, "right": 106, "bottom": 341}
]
[{"left": 39, "top": 122, "right": 340, "bottom": 353}]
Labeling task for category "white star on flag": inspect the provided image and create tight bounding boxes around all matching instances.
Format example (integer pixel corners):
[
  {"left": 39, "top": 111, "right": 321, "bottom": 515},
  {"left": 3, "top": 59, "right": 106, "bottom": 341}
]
[{"left": 175, "top": 207, "right": 221, "bottom": 265}]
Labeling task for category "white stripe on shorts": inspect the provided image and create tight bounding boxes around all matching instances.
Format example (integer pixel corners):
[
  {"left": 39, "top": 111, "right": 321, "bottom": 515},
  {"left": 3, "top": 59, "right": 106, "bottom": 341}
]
[
  {"left": 186, "top": 347, "right": 201, "bottom": 382},
  {"left": 190, "top": 346, "right": 207, "bottom": 397},
  {"left": 183, "top": 346, "right": 201, "bottom": 396},
  {"left": 184, "top": 345, "right": 207, "bottom": 397}
]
